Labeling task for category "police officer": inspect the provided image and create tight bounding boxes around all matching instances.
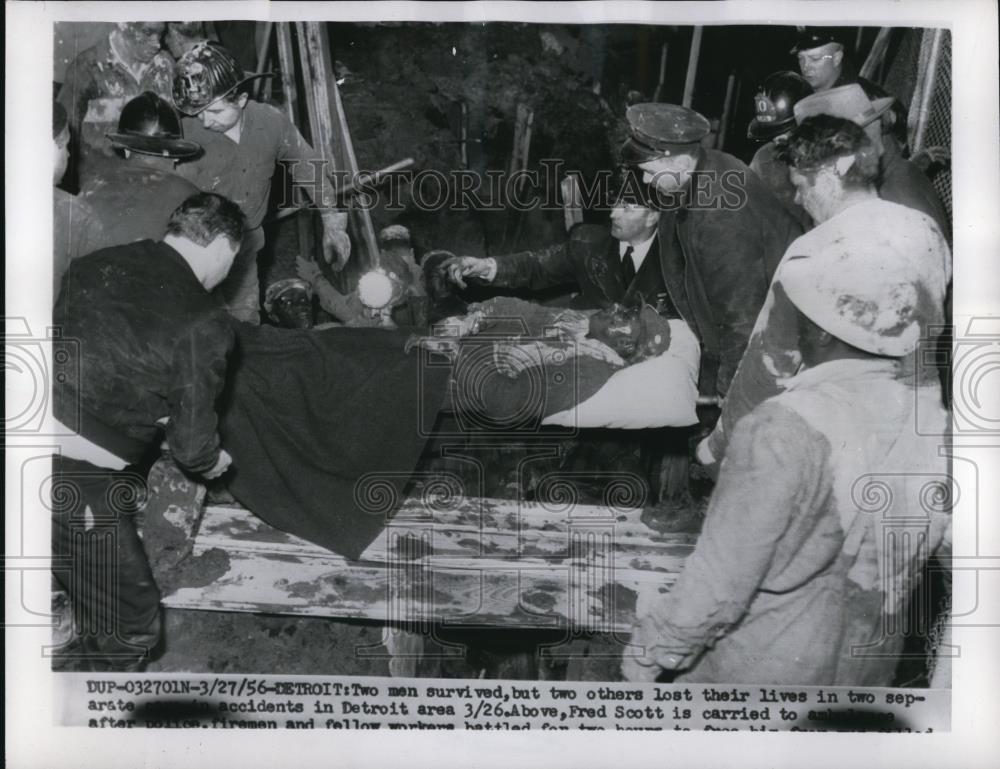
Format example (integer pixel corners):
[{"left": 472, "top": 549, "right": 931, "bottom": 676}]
[{"left": 621, "top": 103, "right": 803, "bottom": 401}]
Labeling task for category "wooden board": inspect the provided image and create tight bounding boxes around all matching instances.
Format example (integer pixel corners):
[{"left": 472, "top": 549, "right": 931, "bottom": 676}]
[{"left": 161, "top": 497, "right": 695, "bottom": 634}]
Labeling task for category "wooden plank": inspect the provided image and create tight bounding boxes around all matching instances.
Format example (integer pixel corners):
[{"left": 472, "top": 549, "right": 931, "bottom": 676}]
[
  {"left": 162, "top": 500, "right": 691, "bottom": 632},
  {"left": 162, "top": 549, "right": 677, "bottom": 633}
]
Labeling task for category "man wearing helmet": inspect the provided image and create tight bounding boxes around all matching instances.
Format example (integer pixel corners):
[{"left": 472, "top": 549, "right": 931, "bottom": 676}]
[
  {"left": 173, "top": 41, "right": 351, "bottom": 325},
  {"left": 66, "top": 92, "right": 202, "bottom": 286},
  {"left": 698, "top": 116, "right": 951, "bottom": 469},
  {"left": 57, "top": 22, "right": 175, "bottom": 186},
  {"left": 746, "top": 71, "right": 814, "bottom": 228},
  {"left": 624, "top": 196, "right": 951, "bottom": 685}
]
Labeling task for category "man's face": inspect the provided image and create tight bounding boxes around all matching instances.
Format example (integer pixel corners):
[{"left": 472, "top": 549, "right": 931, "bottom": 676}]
[
  {"left": 639, "top": 152, "right": 699, "bottom": 196},
  {"left": 201, "top": 236, "right": 240, "bottom": 290},
  {"left": 270, "top": 289, "right": 314, "bottom": 329},
  {"left": 53, "top": 127, "right": 70, "bottom": 185},
  {"left": 797, "top": 43, "right": 844, "bottom": 91},
  {"left": 609, "top": 204, "right": 658, "bottom": 242},
  {"left": 119, "top": 23, "right": 165, "bottom": 64},
  {"left": 789, "top": 165, "right": 843, "bottom": 223},
  {"left": 200, "top": 95, "right": 246, "bottom": 133}
]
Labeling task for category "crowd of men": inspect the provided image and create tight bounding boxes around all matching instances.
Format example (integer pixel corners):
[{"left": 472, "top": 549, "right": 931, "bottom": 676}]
[{"left": 52, "top": 23, "right": 952, "bottom": 687}]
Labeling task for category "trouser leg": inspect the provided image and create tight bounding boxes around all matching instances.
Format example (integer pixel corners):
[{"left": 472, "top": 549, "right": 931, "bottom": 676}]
[{"left": 51, "top": 456, "right": 161, "bottom": 671}]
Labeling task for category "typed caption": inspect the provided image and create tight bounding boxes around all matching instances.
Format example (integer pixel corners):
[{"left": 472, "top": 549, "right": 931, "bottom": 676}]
[{"left": 60, "top": 675, "right": 948, "bottom": 732}]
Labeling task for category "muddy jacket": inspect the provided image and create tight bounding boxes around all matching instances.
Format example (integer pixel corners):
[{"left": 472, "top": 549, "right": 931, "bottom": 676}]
[
  {"left": 654, "top": 149, "right": 804, "bottom": 397},
  {"left": 704, "top": 198, "right": 951, "bottom": 463},
  {"left": 54, "top": 240, "right": 234, "bottom": 474},
  {"left": 57, "top": 36, "right": 175, "bottom": 182},
  {"left": 80, "top": 163, "right": 201, "bottom": 250},
  {"left": 629, "top": 359, "right": 951, "bottom": 685}
]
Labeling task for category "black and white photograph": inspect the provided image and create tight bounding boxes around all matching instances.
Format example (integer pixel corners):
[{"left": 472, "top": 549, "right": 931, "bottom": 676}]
[{"left": 5, "top": 1, "right": 999, "bottom": 767}]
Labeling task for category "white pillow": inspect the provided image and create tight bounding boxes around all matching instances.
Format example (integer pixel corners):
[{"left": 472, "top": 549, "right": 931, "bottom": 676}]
[{"left": 542, "top": 320, "right": 700, "bottom": 429}]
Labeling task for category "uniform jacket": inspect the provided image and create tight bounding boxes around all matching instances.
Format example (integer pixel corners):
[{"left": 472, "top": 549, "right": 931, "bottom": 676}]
[
  {"left": 631, "top": 359, "right": 951, "bottom": 685},
  {"left": 54, "top": 240, "right": 234, "bottom": 474},
  {"left": 80, "top": 163, "right": 200, "bottom": 250},
  {"left": 655, "top": 149, "right": 804, "bottom": 397},
  {"left": 490, "top": 223, "right": 663, "bottom": 311}
]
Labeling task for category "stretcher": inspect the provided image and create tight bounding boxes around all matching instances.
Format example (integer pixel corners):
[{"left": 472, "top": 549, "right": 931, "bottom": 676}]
[{"left": 145, "top": 460, "right": 695, "bottom": 672}]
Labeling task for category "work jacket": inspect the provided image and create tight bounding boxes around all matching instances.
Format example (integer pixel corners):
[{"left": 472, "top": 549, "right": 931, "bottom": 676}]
[
  {"left": 54, "top": 240, "right": 234, "bottom": 474},
  {"left": 630, "top": 359, "right": 951, "bottom": 685}
]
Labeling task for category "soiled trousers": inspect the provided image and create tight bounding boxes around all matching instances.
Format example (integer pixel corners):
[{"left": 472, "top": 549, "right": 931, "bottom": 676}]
[{"left": 51, "top": 455, "right": 161, "bottom": 671}]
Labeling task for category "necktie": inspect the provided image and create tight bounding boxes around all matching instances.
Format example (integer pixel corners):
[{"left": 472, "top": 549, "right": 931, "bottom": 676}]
[{"left": 621, "top": 245, "right": 636, "bottom": 286}]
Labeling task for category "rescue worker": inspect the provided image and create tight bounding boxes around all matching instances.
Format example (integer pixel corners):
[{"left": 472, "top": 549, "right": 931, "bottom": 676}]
[
  {"left": 623, "top": 217, "right": 952, "bottom": 685},
  {"left": 57, "top": 22, "right": 175, "bottom": 186},
  {"left": 698, "top": 116, "right": 951, "bottom": 467},
  {"left": 621, "top": 103, "right": 803, "bottom": 401},
  {"left": 173, "top": 41, "right": 351, "bottom": 324},
  {"left": 264, "top": 278, "right": 315, "bottom": 329},
  {"left": 52, "top": 192, "right": 245, "bottom": 671},
  {"left": 795, "top": 83, "right": 951, "bottom": 243},
  {"left": 73, "top": 92, "right": 201, "bottom": 275},
  {"left": 746, "top": 71, "right": 814, "bottom": 228}
]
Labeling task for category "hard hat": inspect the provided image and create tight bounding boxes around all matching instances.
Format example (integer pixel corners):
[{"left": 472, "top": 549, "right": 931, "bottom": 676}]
[
  {"left": 173, "top": 41, "right": 271, "bottom": 115},
  {"left": 747, "top": 71, "right": 813, "bottom": 141},
  {"left": 106, "top": 91, "right": 200, "bottom": 158}
]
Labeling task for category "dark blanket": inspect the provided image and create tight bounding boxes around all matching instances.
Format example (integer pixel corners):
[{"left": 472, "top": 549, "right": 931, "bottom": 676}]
[{"left": 219, "top": 324, "right": 450, "bottom": 559}]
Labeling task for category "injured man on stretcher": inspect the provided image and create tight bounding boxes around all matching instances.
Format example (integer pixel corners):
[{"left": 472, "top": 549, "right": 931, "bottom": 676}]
[{"left": 405, "top": 295, "right": 700, "bottom": 430}]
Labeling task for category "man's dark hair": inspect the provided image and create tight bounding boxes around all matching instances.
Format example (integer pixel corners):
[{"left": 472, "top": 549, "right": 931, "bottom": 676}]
[
  {"left": 166, "top": 192, "right": 245, "bottom": 247},
  {"left": 778, "top": 114, "right": 879, "bottom": 188},
  {"left": 53, "top": 101, "right": 68, "bottom": 139}
]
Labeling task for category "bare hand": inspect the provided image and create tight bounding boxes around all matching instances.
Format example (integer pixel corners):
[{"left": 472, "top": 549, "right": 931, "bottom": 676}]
[
  {"left": 202, "top": 449, "right": 233, "bottom": 480},
  {"left": 440, "top": 256, "right": 493, "bottom": 289}
]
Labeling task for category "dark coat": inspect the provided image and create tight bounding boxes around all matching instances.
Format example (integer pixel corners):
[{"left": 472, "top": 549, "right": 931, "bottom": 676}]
[
  {"left": 656, "top": 149, "right": 804, "bottom": 397},
  {"left": 54, "top": 240, "right": 234, "bottom": 473},
  {"left": 490, "top": 224, "right": 631, "bottom": 310}
]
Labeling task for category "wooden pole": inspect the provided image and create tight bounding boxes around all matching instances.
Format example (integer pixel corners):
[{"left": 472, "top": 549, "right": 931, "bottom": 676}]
[
  {"left": 297, "top": 21, "right": 380, "bottom": 272},
  {"left": 274, "top": 23, "right": 314, "bottom": 262},
  {"left": 911, "top": 28, "right": 944, "bottom": 153},
  {"left": 653, "top": 42, "right": 669, "bottom": 102},
  {"left": 860, "top": 27, "right": 893, "bottom": 80},
  {"left": 253, "top": 22, "right": 274, "bottom": 101},
  {"left": 717, "top": 72, "right": 736, "bottom": 151},
  {"left": 682, "top": 26, "right": 703, "bottom": 108}
]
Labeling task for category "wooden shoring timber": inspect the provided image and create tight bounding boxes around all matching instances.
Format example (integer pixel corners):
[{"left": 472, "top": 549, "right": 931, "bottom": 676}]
[
  {"left": 296, "top": 21, "right": 380, "bottom": 273},
  {"left": 160, "top": 499, "right": 694, "bottom": 634},
  {"left": 860, "top": 27, "right": 893, "bottom": 80},
  {"left": 717, "top": 72, "right": 737, "bottom": 151},
  {"left": 652, "top": 42, "right": 669, "bottom": 102},
  {"left": 682, "top": 26, "right": 703, "bottom": 108},
  {"left": 275, "top": 23, "right": 315, "bottom": 261}
]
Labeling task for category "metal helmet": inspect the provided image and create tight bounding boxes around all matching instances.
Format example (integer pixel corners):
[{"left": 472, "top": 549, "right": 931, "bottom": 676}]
[
  {"left": 747, "top": 71, "right": 814, "bottom": 141},
  {"left": 106, "top": 91, "right": 200, "bottom": 158},
  {"left": 173, "top": 41, "right": 267, "bottom": 115}
]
